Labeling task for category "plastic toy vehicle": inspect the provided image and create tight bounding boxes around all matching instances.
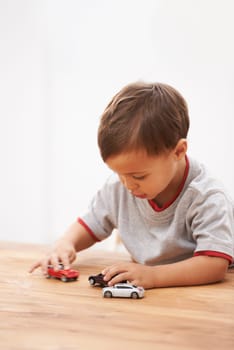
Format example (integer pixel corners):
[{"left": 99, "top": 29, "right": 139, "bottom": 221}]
[
  {"left": 88, "top": 273, "right": 107, "bottom": 287},
  {"left": 88, "top": 273, "right": 127, "bottom": 287},
  {"left": 47, "top": 263, "right": 79, "bottom": 282},
  {"left": 102, "top": 283, "right": 145, "bottom": 299}
]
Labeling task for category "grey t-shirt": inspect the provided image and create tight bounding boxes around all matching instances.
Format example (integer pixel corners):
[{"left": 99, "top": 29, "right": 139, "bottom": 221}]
[{"left": 80, "top": 156, "right": 234, "bottom": 265}]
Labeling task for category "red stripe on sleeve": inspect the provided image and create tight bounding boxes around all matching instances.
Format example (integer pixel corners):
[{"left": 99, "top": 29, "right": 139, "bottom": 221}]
[
  {"left": 194, "top": 250, "right": 233, "bottom": 264},
  {"left": 77, "top": 218, "right": 100, "bottom": 242}
]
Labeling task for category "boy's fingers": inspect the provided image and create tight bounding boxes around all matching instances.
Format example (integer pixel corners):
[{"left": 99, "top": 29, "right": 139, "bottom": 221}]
[
  {"left": 28, "top": 261, "right": 41, "bottom": 273},
  {"left": 50, "top": 255, "right": 60, "bottom": 270},
  {"left": 41, "top": 258, "right": 51, "bottom": 275},
  {"left": 109, "top": 272, "right": 129, "bottom": 286},
  {"left": 59, "top": 254, "right": 70, "bottom": 269},
  {"left": 29, "top": 249, "right": 75, "bottom": 275},
  {"left": 102, "top": 266, "right": 111, "bottom": 275},
  {"left": 29, "top": 259, "right": 49, "bottom": 275},
  {"left": 103, "top": 268, "right": 116, "bottom": 281}
]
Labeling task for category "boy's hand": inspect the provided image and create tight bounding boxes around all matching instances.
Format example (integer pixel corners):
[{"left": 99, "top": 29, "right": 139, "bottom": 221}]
[
  {"left": 102, "top": 256, "right": 229, "bottom": 289},
  {"left": 102, "top": 262, "right": 156, "bottom": 289},
  {"left": 29, "top": 240, "right": 77, "bottom": 275}
]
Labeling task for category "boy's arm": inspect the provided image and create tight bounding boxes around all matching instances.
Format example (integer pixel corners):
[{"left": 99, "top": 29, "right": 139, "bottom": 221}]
[
  {"left": 151, "top": 255, "right": 229, "bottom": 287},
  {"left": 102, "top": 255, "right": 229, "bottom": 289},
  {"left": 29, "top": 221, "right": 97, "bottom": 274}
]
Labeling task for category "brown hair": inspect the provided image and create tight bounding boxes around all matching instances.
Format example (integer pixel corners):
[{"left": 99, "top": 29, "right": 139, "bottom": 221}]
[{"left": 98, "top": 82, "right": 189, "bottom": 161}]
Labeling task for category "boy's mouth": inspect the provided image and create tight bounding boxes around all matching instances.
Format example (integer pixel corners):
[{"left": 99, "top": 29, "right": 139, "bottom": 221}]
[{"left": 132, "top": 193, "right": 147, "bottom": 199}]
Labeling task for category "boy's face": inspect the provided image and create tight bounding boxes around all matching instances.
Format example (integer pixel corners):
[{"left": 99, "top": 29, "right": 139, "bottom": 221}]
[{"left": 105, "top": 146, "right": 186, "bottom": 205}]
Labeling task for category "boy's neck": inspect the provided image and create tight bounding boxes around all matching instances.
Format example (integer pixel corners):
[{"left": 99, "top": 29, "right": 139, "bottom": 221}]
[{"left": 152, "top": 156, "right": 188, "bottom": 209}]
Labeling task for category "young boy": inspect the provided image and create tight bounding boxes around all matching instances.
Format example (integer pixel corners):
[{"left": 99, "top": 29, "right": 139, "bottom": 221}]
[{"left": 30, "top": 82, "right": 234, "bottom": 289}]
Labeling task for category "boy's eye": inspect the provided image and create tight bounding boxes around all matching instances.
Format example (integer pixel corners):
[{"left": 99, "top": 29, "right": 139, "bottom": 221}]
[{"left": 132, "top": 175, "right": 147, "bottom": 180}]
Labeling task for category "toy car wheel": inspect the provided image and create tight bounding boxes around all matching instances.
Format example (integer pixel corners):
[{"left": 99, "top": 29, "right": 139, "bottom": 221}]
[
  {"left": 70, "top": 277, "right": 77, "bottom": 281},
  {"left": 46, "top": 275, "right": 51, "bottom": 279},
  {"left": 89, "top": 277, "right": 95, "bottom": 285},
  {"left": 61, "top": 276, "right": 68, "bottom": 282},
  {"left": 104, "top": 291, "right": 112, "bottom": 298},
  {"left": 131, "top": 292, "right": 139, "bottom": 299}
]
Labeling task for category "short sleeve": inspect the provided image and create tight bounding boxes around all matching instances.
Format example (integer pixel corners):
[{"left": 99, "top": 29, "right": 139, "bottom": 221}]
[
  {"left": 79, "top": 176, "right": 118, "bottom": 240},
  {"left": 188, "top": 191, "right": 234, "bottom": 261}
]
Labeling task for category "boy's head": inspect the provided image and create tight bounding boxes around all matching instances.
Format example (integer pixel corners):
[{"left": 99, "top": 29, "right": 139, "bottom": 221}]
[{"left": 98, "top": 82, "right": 189, "bottom": 162}]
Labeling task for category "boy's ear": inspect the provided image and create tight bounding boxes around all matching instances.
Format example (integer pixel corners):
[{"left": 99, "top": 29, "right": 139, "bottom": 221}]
[{"left": 174, "top": 138, "right": 187, "bottom": 160}]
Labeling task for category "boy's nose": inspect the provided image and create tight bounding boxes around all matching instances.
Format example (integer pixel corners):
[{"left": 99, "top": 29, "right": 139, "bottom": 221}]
[{"left": 120, "top": 176, "right": 139, "bottom": 192}]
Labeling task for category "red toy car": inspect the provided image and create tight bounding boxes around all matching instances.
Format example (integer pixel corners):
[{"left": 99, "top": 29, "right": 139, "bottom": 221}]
[{"left": 47, "top": 263, "right": 79, "bottom": 282}]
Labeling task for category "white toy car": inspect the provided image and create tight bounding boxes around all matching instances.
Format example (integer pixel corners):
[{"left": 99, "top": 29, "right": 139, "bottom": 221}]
[{"left": 102, "top": 283, "right": 144, "bottom": 299}]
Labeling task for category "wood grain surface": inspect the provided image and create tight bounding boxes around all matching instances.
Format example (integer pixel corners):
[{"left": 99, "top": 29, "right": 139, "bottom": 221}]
[{"left": 0, "top": 241, "right": 233, "bottom": 350}]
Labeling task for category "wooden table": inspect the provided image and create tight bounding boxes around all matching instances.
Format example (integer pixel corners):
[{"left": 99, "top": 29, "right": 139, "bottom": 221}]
[{"left": 0, "top": 241, "right": 234, "bottom": 350}]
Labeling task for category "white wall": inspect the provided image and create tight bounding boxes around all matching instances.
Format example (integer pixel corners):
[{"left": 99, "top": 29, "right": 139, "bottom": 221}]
[{"left": 0, "top": 0, "right": 233, "bottom": 245}]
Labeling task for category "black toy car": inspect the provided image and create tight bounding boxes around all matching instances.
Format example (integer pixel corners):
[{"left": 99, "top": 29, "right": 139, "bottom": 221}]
[
  {"left": 88, "top": 273, "right": 127, "bottom": 287},
  {"left": 88, "top": 273, "right": 108, "bottom": 287}
]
